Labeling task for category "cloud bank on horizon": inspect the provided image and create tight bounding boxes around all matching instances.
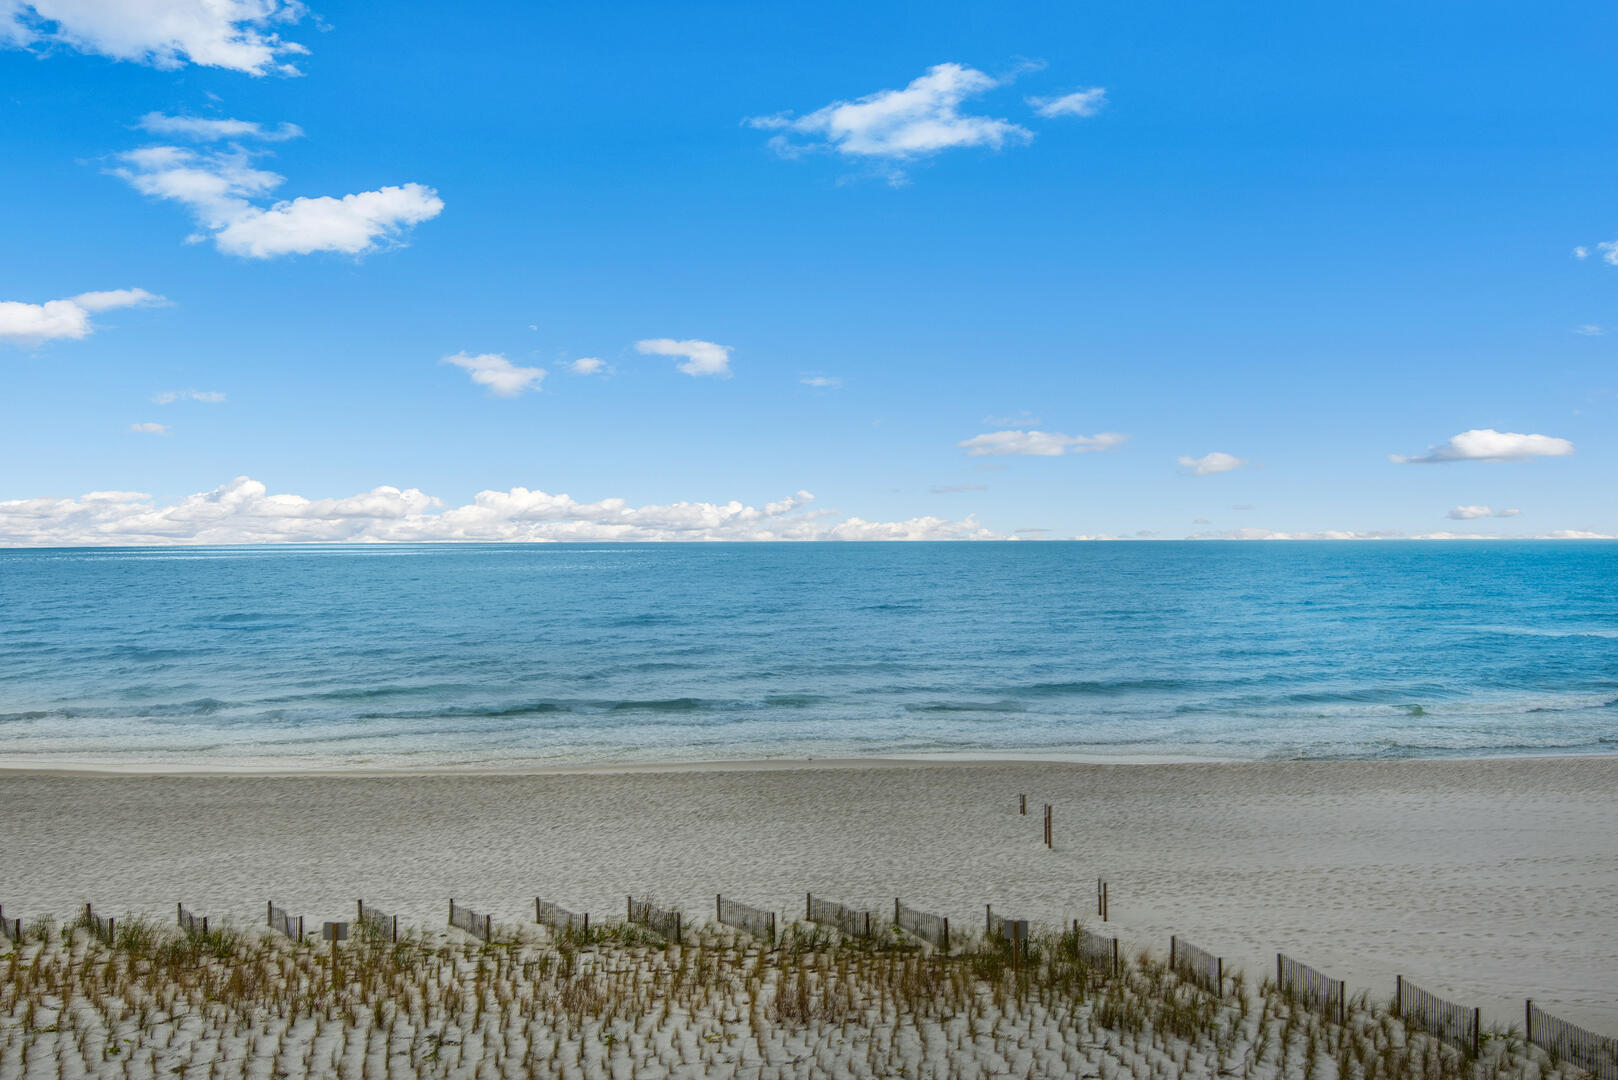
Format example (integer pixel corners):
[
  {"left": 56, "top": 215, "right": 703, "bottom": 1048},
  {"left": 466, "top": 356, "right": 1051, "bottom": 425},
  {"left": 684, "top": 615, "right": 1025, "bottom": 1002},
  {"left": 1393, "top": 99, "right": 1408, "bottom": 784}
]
[{"left": 0, "top": 477, "right": 996, "bottom": 545}]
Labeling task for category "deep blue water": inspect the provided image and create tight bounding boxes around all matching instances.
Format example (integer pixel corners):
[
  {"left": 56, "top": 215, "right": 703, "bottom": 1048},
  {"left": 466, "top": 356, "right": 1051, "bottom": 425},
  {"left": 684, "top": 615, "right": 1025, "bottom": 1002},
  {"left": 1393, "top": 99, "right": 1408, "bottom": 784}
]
[{"left": 1, "top": 542, "right": 1615, "bottom": 768}]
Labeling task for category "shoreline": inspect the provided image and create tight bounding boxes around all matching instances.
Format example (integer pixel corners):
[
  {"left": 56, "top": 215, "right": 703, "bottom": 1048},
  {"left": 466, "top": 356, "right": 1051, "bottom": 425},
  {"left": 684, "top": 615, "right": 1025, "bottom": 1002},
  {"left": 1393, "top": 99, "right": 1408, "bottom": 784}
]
[{"left": 0, "top": 747, "right": 1613, "bottom": 778}]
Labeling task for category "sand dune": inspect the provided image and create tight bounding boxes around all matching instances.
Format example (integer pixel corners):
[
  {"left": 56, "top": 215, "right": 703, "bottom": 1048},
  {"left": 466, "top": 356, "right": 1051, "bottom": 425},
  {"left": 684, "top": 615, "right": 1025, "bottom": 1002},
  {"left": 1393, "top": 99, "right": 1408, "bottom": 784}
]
[{"left": 1, "top": 756, "right": 1612, "bottom": 1032}]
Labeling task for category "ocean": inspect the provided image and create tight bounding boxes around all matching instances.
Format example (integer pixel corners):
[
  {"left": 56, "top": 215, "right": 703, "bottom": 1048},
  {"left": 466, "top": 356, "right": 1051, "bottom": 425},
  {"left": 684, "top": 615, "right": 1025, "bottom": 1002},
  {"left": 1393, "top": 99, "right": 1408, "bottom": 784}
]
[{"left": 1, "top": 541, "right": 1615, "bottom": 769}]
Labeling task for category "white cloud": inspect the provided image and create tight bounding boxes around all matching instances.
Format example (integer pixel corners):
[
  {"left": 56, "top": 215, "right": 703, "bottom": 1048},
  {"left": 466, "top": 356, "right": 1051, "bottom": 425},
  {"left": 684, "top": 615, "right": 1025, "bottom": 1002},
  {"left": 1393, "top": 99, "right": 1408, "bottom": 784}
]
[
  {"left": 1600, "top": 242, "right": 1618, "bottom": 266},
  {"left": 1573, "top": 246, "right": 1589, "bottom": 259},
  {"left": 800, "top": 375, "right": 842, "bottom": 388},
  {"left": 1573, "top": 324, "right": 1605, "bottom": 336},
  {"left": 1445, "top": 506, "right": 1523, "bottom": 520},
  {"left": 568, "top": 357, "right": 605, "bottom": 375},
  {"left": 980, "top": 412, "right": 1040, "bottom": 427},
  {"left": 747, "top": 63, "right": 1032, "bottom": 173},
  {"left": 113, "top": 145, "right": 443, "bottom": 258},
  {"left": 0, "top": 287, "right": 163, "bottom": 345},
  {"left": 1177, "top": 451, "right": 1247, "bottom": 476},
  {"left": 0, "top": 477, "right": 1002, "bottom": 545},
  {"left": 1392, "top": 428, "right": 1575, "bottom": 464},
  {"left": 443, "top": 352, "right": 546, "bottom": 397},
  {"left": 3, "top": 0, "right": 309, "bottom": 75},
  {"left": 136, "top": 112, "right": 302, "bottom": 141},
  {"left": 957, "top": 429, "right": 1127, "bottom": 456},
  {"left": 931, "top": 484, "right": 987, "bottom": 493},
  {"left": 129, "top": 422, "right": 169, "bottom": 434},
  {"left": 1189, "top": 528, "right": 1406, "bottom": 541},
  {"left": 1027, "top": 87, "right": 1107, "bottom": 119},
  {"left": 153, "top": 388, "right": 225, "bottom": 403},
  {"left": 635, "top": 338, "right": 732, "bottom": 377}
]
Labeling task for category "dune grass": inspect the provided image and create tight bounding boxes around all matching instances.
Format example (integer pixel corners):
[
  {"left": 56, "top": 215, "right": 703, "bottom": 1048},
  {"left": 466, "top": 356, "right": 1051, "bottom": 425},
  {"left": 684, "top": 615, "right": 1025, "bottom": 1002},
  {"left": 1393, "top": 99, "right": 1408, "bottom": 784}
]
[{"left": 0, "top": 913, "right": 1573, "bottom": 1080}]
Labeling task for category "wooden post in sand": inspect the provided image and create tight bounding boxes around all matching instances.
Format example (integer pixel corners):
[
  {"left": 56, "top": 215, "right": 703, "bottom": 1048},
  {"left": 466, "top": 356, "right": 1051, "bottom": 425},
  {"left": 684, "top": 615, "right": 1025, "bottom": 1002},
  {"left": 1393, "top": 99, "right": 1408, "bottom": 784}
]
[
  {"left": 1019, "top": 794, "right": 1026, "bottom": 815},
  {"left": 1044, "top": 804, "right": 1052, "bottom": 848}
]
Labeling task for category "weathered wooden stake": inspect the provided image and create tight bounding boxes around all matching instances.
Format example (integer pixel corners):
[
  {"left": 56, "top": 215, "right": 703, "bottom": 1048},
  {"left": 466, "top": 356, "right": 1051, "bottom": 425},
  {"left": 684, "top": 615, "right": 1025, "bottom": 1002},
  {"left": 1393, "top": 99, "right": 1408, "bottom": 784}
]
[
  {"left": 1525, "top": 998, "right": 1533, "bottom": 1043},
  {"left": 1019, "top": 794, "right": 1026, "bottom": 815}
]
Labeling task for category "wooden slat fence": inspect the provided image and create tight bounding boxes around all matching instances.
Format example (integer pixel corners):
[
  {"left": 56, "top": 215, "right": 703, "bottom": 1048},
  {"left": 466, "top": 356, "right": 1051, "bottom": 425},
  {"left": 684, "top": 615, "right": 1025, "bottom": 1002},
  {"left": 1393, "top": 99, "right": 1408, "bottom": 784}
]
[
  {"left": 0, "top": 905, "right": 21, "bottom": 943},
  {"left": 448, "top": 899, "right": 493, "bottom": 942},
  {"left": 176, "top": 903, "right": 208, "bottom": 936},
  {"left": 985, "top": 905, "right": 1028, "bottom": 940},
  {"left": 894, "top": 899, "right": 950, "bottom": 949},
  {"left": 1528, "top": 1000, "right": 1618, "bottom": 1080},
  {"left": 267, "top": 901, "right": 303, "bottom": 941},
  {"left": 535, "top": 899, "right": 588, "bottom": 934},
  {"left": 627, "top": 896, "right": 682, "bottom": 941},
  {"left": 1277, "top": 953, "right": 1346, "bottom": 1024},
  {"left": 356, "top": 900, "right": 398, "bottom": 943},
  {"left": 83, "top": 904, "right": 115, "bottom": 945},
  {"left": 1396, "top": 976, "right": 1480, "bottom": 1057},
  {"left": 806, "top": 894, "right": 875, "bottom": 938},
  {"left": 716, "top": 895, "right": 776, "bottom": 943},
  {"left": 1170, "top": 935, "right": 1222, "bottom": 994},
  {"left": 1075, "top": 924, "right": 1120, "bottom": 975}
]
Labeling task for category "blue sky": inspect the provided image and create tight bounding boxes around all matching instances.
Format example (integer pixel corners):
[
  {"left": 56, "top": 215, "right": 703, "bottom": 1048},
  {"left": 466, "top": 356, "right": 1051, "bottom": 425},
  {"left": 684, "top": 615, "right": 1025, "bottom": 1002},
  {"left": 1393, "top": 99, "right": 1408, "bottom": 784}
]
[{"left": 2, "top": 0, "right": 1615, "bottom": 542}]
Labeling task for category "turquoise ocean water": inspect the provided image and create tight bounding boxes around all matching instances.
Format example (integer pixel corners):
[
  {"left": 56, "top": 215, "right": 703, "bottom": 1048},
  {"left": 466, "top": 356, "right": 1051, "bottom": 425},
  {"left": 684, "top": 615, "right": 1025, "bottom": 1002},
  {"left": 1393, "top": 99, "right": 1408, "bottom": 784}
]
[{"left": 1, "top": 542, "right": 1615, "bottom": 768}]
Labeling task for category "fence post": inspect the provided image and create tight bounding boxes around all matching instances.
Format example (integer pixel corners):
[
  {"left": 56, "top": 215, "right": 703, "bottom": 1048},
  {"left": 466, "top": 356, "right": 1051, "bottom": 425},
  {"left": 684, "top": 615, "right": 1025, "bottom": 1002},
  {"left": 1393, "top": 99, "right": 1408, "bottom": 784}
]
[
  {"left": 769, "top": 912, "right": 776, "bottom": 945},
  {"left": 986, "top": 904, "right": 992, "bottom": 934},
  {"left": 1277, "top": 953, "right": 1283, "bottom": 988},
  {"left": 298, "top": 916, "right": 304, "bottom": 939},
  {"left": 1472, "top": 1008, "right": 1481, "bottom": 1059},
  {"left": 895, "top": 897, "right": 900, "bottom": 926},
  {"left": 1103, "top": 882, "right": 1108, "bottom": 921},
  {"left": 1217, "top": 957, "right": 1223, "bottom": 995},
  {"left": 176, "top": 902, "right": 182, "bottom": 926},
  {"left": 1395, "top": 975, "right": 1403, "bottom": 1016},
  {"left": 1112, "top": 937, "right": 1119, "bottom": 975},
  {"left": 267, "top": 900, "right": 272, "bottom": 927},
  {"left": 392, "top": 915, "right": 398, "bottom": 943},
  {"left": 1171, "top": 935, "right": 1177, "bottom": 968},
  {"left": 1525, "top": 999, "right": 1533, "bottom": 1044},
  {"left": 1339, "top": 981, "right": 1346, "bottom": 1026},
  {"left": 1019, "top": 794, "right": 1026, "bottom": 815},
  {"left": 806, "top": 893, "right": 812, "bottom": 920},
  {"left": 942, "top": 917, "right": 949, "bottom": 952},
  {"left": 627, "top": 896, "right": 632, "bottom": 921}
]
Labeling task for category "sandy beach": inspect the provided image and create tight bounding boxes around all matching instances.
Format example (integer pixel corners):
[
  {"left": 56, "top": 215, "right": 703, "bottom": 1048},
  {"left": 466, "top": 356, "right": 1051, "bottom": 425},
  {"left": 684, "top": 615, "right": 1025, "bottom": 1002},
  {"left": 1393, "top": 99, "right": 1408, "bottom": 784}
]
[{"left": 2, "top": 755, "right": 1613, "bottom": 1033}]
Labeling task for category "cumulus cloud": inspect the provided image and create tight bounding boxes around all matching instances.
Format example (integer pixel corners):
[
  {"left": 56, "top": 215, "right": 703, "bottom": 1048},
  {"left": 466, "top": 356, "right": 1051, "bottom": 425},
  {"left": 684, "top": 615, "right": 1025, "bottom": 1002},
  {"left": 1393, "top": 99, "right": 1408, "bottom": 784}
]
[
  {"left": 1573, "top": 246, "right": 1589, "bottom": 259},
  {"left": 635, "top": 338, "right": 732, "bottom": 377},
  {"left": 957, "top": 429, "right": 1127, "bottom": 456},
  {"left": 1447, "top": 506, "right": 1522, "bottom": 520},
  {"left": 113, "top": 145, "right": 443, "bottom": 258},
  {"left": 3, "top": 0, "right": 309, "bottom": 75},
  {"left": 129, "top": 422, "right": 169, "bottom": 434},
  {"left": 1598, "top": 241, "right": 1618, "bottom": 266},
  {"left": 1392, "top": 429, "right": 1575, "bottom": 464},
  {"left": 800, "top": 375, "right": 842, "bottom": 388},
  {"left": 152, "top": 389, "right": 225, "bottom": 403},
  {"left": 0, "top": 477, "right": 1002, "bottom": 545},
  {"left": 747, "top": 63, "right": 1031, "bottom": 176},
  {"left": 1177, "top": 451, "right": 1247, "bottom": 476},
  {"left": 1027, "top": 87, "right": 1107, "bottom": 118},
  {"left": 136, "top": 112, "right": 302, "bottom": 141},
  {"left": 443, "top": 352, "right": 546, "bottom": 397},
  {"left": 568, "top": 358, "right": 605, "bottom": 375},
  {"left": 0, "top": 288, "right": 163, "bottom": 345}
]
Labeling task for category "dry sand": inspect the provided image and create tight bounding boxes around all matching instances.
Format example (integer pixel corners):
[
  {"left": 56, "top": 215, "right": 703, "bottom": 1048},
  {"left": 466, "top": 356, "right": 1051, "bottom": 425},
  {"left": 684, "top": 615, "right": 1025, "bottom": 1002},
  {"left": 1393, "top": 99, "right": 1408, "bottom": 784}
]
[{"left": 1, "top": 755, "right": 1612, "bottom": 1033}]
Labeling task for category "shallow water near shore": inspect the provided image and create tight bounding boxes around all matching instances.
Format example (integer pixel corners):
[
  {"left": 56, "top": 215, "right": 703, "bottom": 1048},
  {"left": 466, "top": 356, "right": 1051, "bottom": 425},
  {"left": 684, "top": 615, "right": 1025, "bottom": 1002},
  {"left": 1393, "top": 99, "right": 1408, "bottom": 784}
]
[{"left": 2, "top": 541, "right": 1615, "bottom": 769}]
